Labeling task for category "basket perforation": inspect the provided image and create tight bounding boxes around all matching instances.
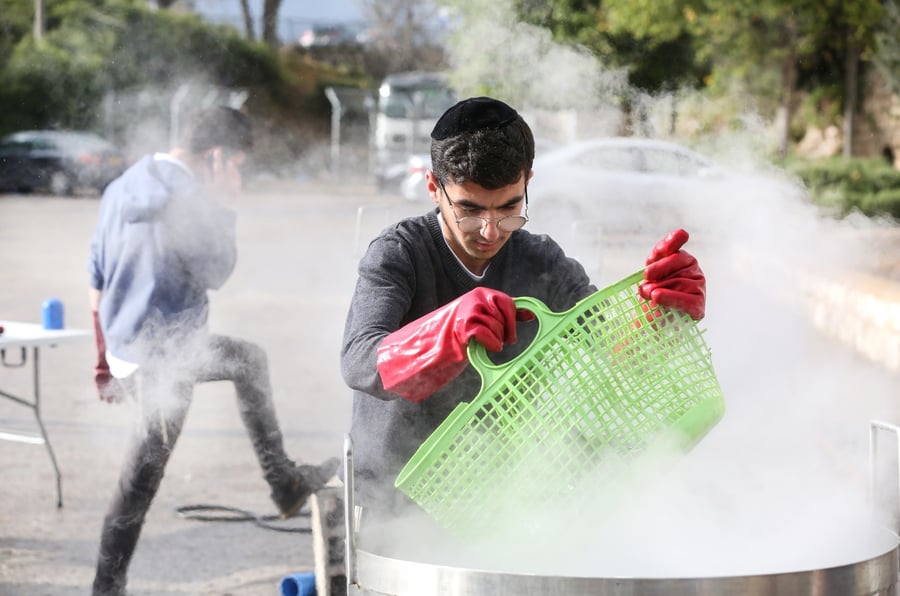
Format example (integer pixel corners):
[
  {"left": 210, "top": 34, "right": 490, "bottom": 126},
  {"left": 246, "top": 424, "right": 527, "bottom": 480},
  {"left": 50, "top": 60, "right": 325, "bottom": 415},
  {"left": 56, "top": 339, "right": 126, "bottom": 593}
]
[{"left": 395, "top": 270, "right": 725, "bottom": 536}]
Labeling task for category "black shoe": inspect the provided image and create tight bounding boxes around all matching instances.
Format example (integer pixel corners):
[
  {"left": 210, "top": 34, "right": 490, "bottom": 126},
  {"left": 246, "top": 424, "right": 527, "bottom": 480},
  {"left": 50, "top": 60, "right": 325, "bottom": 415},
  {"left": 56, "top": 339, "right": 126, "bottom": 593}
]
[{"left": 272, "top": 457, "right": 340, "bottom": 519}]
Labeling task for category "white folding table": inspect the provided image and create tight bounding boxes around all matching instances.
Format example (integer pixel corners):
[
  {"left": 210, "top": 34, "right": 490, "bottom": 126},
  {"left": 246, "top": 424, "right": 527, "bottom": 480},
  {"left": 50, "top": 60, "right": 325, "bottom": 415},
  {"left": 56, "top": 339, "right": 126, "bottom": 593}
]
[{"left": 0, "top": 320, "right": 91, "bottom": 508}]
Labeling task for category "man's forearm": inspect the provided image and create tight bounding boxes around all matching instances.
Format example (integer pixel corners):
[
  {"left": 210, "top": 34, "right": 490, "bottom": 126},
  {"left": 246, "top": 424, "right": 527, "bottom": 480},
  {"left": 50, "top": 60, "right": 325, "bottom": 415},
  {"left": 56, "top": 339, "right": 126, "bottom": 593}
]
[{"left": 89, "top": 287, "right": 102, "bottom": 311}]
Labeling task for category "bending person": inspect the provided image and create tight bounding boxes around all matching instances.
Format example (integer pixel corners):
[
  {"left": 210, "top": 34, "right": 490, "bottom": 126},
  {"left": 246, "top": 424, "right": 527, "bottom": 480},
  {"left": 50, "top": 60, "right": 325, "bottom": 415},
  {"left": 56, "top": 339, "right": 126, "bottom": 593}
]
[{"left": 340, "top": 96, "right": 706, "bottom": 524}]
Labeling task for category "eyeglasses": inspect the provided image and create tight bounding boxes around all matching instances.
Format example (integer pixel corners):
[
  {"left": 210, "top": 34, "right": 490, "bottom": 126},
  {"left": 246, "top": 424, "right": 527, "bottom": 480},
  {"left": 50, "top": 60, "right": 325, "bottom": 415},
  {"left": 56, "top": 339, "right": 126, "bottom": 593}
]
[{"left": 438, "top": 180, "right": 529, "bottom": 233}]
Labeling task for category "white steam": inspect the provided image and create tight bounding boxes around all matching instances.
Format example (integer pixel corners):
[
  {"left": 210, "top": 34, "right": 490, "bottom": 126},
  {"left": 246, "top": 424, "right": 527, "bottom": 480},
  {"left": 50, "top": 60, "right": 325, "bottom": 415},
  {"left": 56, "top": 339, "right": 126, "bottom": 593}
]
[
  {"left": 445, "top": 0, "right": 627, "bottom": 111},
  {"left": 369, "top": 0, "right": 900, "bottom": 578}
]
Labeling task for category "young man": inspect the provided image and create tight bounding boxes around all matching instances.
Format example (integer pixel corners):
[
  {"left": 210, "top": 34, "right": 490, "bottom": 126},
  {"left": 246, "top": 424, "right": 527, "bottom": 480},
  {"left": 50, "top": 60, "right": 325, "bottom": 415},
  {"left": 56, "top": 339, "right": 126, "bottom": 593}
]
[
  {"left": 87, "top": 106, "right": 338, "bottom": 596},
  {"left": 340, "top": 96, "right": 705, "bottom": 521}
]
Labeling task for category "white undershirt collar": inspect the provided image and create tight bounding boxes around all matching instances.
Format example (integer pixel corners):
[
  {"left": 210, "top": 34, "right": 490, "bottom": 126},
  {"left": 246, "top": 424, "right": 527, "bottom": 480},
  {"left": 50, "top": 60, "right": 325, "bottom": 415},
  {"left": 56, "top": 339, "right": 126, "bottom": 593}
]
[
  {"left": 153, "top": 152, "right": 194, "bottom": 177},
  {"left": 438, "top": 211, "right": 489, "bottom": 280}
]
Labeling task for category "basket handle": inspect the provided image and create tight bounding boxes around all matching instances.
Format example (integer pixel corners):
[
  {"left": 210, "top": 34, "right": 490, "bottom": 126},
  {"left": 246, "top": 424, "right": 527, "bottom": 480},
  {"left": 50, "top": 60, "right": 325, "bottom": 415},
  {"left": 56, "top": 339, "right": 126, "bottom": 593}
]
[
  {"left": 465, "top": 269, "right": 648, "bottom": 387},
  {"left": 465, "top": 295, "right": 570, "bottom": 387}
]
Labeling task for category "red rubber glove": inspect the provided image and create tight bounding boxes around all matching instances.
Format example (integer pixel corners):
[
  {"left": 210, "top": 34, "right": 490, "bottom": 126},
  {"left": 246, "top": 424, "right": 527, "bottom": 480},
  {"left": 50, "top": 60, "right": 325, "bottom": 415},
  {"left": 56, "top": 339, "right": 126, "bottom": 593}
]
[
  {"left": 377, "top": 288, "right": 531, "bottom": 403},
  {"left": 92, "top": 310, "right": 126, "bottom": 403},
  {"left": 638, "top": 229, "right": 706, "bottom": 320}
]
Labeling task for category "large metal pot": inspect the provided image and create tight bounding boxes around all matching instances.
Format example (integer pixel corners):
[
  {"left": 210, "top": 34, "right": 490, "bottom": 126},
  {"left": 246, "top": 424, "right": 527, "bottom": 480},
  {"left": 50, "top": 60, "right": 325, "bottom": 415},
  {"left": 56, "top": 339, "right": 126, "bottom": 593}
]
[
  {"left": 351, "top": 540, "right": 898, "bottom": 596},
  {"left": 342, "top": 429, "right": 900, "bottom": 596}
]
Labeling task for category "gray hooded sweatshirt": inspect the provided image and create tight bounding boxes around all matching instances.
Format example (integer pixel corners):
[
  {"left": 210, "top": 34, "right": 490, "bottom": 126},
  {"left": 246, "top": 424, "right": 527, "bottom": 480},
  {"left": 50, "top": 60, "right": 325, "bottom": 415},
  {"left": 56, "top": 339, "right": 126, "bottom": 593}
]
[{"left": 87, "top": 155, "right": 237, "bottom": 364}]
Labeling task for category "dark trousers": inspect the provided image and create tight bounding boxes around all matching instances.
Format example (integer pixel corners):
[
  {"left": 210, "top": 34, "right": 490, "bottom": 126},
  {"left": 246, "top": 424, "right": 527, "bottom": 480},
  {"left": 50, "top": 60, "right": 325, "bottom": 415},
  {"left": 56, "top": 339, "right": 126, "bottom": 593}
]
[{"left": 92, "top": 334, "right": 292, "bottom": 595}]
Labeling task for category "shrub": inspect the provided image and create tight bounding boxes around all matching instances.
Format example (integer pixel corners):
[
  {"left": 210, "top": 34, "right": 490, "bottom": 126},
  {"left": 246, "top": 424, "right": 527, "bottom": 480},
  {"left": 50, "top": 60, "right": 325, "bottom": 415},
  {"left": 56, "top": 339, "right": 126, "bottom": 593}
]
[
  {"left": 0, "top": 0, "right": 284, "bottom": 135},
  {"left": 864, "top": 188, "right": 900, "bottom": 219},
  {"left": 784, "top": 156, "right": 900, "bottom": 220}
]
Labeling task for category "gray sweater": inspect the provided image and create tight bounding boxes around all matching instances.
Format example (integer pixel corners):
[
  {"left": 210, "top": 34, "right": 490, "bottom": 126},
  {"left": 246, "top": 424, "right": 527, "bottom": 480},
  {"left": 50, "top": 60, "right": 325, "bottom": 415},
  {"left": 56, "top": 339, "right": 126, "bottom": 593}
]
[{"left": 340, "top": 208, "right": 596, "bottom": 512}]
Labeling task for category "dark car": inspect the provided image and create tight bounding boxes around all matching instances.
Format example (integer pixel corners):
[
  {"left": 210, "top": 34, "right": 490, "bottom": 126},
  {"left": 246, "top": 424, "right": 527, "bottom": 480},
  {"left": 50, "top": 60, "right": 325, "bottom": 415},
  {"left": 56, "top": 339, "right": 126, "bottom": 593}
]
[{"left": 0, "top": 130, "right": 128, "bottom": 196}]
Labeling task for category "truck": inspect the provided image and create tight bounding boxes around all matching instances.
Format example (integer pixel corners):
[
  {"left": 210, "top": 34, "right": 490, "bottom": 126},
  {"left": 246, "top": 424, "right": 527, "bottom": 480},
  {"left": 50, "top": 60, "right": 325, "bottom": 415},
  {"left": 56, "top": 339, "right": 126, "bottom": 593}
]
[{"left": 372, "top": 71, "right": 456, "bottom": 190}]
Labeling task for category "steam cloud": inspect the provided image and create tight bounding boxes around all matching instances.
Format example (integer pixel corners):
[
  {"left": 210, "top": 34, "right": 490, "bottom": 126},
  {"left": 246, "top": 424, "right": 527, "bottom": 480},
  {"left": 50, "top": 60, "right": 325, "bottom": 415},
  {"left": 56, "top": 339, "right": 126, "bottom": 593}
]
[{"left": 365, "top": 0, "right": 900, "bottom": 577}]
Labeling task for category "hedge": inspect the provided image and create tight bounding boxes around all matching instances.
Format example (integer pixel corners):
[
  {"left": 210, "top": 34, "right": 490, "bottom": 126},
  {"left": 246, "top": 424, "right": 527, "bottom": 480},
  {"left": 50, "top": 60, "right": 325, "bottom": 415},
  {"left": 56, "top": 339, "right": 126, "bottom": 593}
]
[{"left": 784, "top": 157, "right": 900, "bottom": 220}]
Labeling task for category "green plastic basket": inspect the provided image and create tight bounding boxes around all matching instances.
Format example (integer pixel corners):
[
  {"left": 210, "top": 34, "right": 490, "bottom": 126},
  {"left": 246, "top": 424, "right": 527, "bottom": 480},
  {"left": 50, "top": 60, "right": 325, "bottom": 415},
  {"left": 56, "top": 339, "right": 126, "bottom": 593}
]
[{"left": 394, "top": 269, "right": 725, "bottom": 538}]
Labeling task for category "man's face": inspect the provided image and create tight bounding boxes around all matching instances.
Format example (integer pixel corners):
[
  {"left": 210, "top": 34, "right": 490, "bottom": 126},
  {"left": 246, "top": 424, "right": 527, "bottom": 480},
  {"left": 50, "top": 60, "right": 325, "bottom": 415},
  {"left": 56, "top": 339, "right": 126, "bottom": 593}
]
[{"left": 427, "top": 170, "right": 531, "bottom": 276}]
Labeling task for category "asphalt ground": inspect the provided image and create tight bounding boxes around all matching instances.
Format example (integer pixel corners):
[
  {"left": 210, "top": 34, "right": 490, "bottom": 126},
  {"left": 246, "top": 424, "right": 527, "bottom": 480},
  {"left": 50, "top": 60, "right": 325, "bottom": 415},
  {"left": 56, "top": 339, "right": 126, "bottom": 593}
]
[
  {"left": 1, "top": 179, "right": 899, "bottom": 595},
  {"left": 0, "top": 180, "right": 402, "bottom": 596}
]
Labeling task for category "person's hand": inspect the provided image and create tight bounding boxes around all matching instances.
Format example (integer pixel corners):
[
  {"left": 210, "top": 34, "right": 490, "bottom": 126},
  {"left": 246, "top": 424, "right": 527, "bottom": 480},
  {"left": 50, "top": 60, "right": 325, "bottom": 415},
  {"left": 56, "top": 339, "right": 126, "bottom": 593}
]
[
  {"left": 638, "top": 229, "right": 706, "bottom": 320},
  {"left": 208, "top": 148, "right": 245, "bottom": 207},
  {"left": 92, "top": 311, "right": 126, "bottom": 403},
  {"left": 377, "top": 288, "right": 532, "bottom": 402},
  {"left": 96, "top": 366, "right": 125, "bottom": 403}
]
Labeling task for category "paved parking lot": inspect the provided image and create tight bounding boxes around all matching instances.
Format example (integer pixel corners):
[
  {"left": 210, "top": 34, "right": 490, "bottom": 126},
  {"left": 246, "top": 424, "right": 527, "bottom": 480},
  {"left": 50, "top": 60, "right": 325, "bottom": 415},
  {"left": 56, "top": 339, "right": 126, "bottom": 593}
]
[
  {"left": 0, "top": 180, "right": 409, "bottom": 595},
  {"left": 1, "top": 179, "right": 899, "bottom": 595}
]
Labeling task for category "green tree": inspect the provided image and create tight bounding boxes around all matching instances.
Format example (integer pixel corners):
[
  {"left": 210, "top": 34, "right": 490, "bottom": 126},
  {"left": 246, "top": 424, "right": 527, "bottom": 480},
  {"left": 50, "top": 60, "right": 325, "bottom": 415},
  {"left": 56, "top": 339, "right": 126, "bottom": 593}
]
[
  {"left": 516, "top": 0, "right": 708, "bottom": 94},
  {"left": 262, "top": 0, "right": 283, "bottom": 47},
  {"left": 239, "top": 0, "right": 256, "bottom": 40},
  {"left": 0, "top": 0, "right": 283, "bottom": 134},
  {"left": 438, "top": 0, "right": 629, "bottom": 110},
  {"left": 516, "top": 0, "right": 606, "bottom": 50},
  {"left": 0, "top": 0, "right": 34, "bottom": 66},
  {"left": 603, "top": 0, "right": 882, "bottom": 156},
  {"left": 511, "top": 0, "right": 707, "bottom": 134},
  {"left": 873, "top": 0, "right": 900, "bottom": 94}
]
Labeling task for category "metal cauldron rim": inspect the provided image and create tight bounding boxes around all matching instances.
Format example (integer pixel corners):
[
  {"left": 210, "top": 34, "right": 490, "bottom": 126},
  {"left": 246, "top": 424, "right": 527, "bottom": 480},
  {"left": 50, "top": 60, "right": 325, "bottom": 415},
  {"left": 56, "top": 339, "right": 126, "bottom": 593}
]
[
  {"left": 343, "top": 432, "right": 900, "bottom": 596},
  {"left": 353, "top": 530, "right": 899, "bottom": 596}
]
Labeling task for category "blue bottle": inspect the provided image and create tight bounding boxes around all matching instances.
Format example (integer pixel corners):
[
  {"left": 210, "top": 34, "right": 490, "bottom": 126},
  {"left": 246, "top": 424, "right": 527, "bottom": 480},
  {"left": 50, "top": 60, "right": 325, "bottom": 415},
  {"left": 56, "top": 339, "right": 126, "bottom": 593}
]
[{"left": 42, "top": 298, "right": 64, "bottom": 330}]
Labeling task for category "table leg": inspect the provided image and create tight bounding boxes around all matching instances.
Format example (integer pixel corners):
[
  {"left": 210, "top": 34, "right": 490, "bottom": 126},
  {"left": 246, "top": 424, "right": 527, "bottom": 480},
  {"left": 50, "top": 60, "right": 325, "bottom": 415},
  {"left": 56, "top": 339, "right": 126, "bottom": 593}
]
[
  {"left": 0, "top": 346, "right": 64, "bottom": 508},
  {"left": 32, "top": 347, "right": 64, "bottom": 508}
]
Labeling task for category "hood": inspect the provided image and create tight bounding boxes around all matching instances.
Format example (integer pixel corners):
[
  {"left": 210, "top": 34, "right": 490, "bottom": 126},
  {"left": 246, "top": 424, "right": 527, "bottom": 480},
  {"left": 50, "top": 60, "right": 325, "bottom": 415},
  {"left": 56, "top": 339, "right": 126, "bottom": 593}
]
[{"left": 117, "top": 155, "right": 197, "bottom": 223}]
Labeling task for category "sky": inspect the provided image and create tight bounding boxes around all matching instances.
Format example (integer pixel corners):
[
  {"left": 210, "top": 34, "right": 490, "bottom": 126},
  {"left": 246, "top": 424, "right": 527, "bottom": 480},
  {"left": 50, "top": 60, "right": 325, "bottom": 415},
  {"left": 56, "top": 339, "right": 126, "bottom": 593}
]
[
  {"left": 192, "top": 0, "right": 365, "bottom": 41},
  {"left": 193, "top": 0, "right": 363, "bottom": 21}
]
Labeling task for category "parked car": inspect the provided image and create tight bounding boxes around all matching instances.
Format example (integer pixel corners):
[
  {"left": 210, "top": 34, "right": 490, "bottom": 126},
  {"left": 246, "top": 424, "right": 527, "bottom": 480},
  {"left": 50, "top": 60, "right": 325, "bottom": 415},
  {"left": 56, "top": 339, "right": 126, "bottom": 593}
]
[
  {"left": 523, "top": 136, "right": 808, "bottom": 278},
  {"left": 0, "top": 130, "right": 128, "bottom": 196},
  {"left": 527, "top": 136, "right": 806, "bottom": 236}
]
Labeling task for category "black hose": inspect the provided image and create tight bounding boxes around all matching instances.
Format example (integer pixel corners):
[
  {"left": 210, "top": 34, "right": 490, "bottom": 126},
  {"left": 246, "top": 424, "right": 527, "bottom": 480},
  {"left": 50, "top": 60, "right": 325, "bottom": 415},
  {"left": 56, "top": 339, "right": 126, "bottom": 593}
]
[{"left": 174, "top": 504, "right": 312, "bottom": 533}]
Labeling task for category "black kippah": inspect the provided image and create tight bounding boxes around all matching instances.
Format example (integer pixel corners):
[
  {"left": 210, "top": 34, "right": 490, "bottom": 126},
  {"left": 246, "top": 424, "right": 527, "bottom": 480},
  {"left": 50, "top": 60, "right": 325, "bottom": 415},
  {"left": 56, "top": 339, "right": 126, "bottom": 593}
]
[{"left": 430, "top": 97, "right": 519, "bottom": 140}]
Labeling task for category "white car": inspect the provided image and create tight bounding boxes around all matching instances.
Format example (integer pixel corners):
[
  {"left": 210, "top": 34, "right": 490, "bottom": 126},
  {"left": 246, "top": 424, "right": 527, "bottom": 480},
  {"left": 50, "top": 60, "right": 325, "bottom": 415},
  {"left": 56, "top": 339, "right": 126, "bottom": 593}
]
[
  {"left": 528, "top": 137, "right": 802, "bottom": 237},
  {"left": 399, "top": 153, "right": 431, "bottom": 202},
  {"left": 399, "top": 137, "right": 805, "bottom": 277},
  {"left": 525, "top": 137, "right": 807, "bottom": 278}
]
